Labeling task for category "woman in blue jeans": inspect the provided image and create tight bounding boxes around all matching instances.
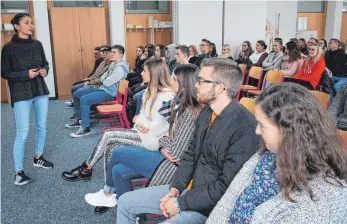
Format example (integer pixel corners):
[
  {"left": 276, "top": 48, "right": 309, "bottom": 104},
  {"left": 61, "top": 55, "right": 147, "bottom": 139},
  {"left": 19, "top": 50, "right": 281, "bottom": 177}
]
[
  {"left": 84, "top": 64, "right": 201, "bottom": 208},
  {"left": 1, "top": 13, "right": 53, "bottom": 185}
]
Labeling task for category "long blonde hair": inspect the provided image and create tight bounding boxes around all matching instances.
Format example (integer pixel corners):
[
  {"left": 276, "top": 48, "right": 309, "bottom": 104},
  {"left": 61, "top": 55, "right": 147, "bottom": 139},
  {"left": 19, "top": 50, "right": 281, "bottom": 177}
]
[
  {"left": 309, "top": 43, "right": 323, "bottom": 63},
  {"left": 143, "top": 58, "right": 172, "bottom": 119}
]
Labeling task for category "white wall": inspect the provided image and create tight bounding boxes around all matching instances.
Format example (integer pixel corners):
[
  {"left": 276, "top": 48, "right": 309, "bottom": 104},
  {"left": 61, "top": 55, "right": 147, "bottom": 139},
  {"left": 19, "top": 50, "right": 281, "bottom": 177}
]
[
  {"left": 325, "top": 0, "right": 343, "bottom": 40},
  {"left": 176, "top": 1, "right": 223, "bottom": 54},
  {"left": 266, "top": 1, "right": 298, "bottom": 45},
  {"left": 224, "top": 1, "right": 267, "bottom": 59},
  {"left": 32, "top": 0, "right": 56, "bottom": 98},
  {"left": 109, "top": 0, "right": 125, "bottom": 47}
]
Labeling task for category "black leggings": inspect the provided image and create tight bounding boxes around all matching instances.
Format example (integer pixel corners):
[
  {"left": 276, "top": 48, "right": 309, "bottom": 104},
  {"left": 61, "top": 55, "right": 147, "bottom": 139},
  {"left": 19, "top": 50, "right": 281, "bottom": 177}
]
[{"left": 284, "top": 78, "right": 314, "bottom": 90}]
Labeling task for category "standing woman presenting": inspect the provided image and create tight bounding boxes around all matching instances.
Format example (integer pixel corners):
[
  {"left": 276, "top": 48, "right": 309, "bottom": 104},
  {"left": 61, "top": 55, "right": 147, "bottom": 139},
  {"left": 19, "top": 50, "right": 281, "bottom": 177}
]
[{"left": 1, "top": 13, "right": 53, "bottom": 186}]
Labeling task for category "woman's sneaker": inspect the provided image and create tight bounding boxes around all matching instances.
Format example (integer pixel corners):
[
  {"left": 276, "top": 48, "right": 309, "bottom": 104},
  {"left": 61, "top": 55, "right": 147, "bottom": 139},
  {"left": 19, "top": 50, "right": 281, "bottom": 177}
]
[
  {"left": 65, "top": 120, "right": 81, "bottom": 129},
  {"left": 85, "top": 190, "right": 117, "bottom": 207},
  {"left": 33, "top": 156, "right": 54, "bottom": 169},
  {"left": 14, "top": 171, "right": 34, "bottom": 186},
  {"left": 61, "top": 161, "right": 92, "bottom": 182},
  {"left": 70, "top": 127, "right": 91, "bottom": 138}
]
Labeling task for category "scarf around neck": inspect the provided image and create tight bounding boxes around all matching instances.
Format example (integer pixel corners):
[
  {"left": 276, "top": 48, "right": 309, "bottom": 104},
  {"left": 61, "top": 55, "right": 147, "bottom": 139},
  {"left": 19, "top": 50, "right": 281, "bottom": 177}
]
[{"left": 229, "top": 151, "right": 280, "bottom": 224}]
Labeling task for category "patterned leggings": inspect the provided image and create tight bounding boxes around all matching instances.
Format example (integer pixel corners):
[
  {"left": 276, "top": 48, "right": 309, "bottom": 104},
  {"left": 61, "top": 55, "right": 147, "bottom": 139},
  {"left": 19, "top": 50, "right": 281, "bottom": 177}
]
[{"left": 86, "top": 128, "right": 144, "bottom": 180}]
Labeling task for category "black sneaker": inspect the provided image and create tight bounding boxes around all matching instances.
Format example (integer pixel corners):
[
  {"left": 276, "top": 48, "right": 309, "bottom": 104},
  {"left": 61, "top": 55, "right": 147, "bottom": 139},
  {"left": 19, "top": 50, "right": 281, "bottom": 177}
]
[
  {"left": 14, "top": 171, "right": 34, "bottom": 186},
  {"left": 70, "top": 127, "right": 91, "bottom": 138},
  {"left": 65, "top": 101, "right": 74, "bottom": 108},
  {"left": 33, "top": 156, "right": 54, "bottom": 169},
  {"left": 65, "top": 120, "right": 81, "bottom": 129},
  {"left": 61, "top": 161, "right": 92, "bottom": 182}
]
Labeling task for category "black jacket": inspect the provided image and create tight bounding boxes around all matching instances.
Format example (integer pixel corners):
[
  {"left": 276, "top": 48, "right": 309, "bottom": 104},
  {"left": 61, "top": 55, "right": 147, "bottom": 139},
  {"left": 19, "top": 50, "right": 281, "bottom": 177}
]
[
  {"left": 170, "top": 100, "right": 260, "bottom": 216},
  {"left": 1, "top": 35, "right": 49, "bottom": 107},
  {"left": 325, "top": 49, "right": 347, "bottom": 77}
]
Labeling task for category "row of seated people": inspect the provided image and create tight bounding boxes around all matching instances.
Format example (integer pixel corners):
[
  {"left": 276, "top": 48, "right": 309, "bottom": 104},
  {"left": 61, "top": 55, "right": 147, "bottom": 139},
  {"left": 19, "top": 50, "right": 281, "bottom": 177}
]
[
  {"left": 63, "top": 40, "right": 231, "bottom": 138},
  {"left": 236, "top": 37, "right": 347, "bottom": 94},
  {"left": 61, "top": 56, "right": 347, "bottom": 223}
]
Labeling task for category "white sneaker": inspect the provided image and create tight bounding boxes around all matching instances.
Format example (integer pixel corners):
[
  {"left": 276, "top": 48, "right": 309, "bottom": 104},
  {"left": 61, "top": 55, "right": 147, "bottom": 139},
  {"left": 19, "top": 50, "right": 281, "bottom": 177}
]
[{"left": 85, "top": 190, "right": 117, "bottom": 207}]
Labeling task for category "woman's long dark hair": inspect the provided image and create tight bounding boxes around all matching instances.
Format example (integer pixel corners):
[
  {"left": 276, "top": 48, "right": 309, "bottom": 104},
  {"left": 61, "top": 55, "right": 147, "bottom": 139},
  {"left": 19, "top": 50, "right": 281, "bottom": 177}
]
[
  {"left": 256, "top": 83, "right": 347, "bottom": 202},
  {"left": 11, "top": 13, "right": 30, "bottom": 33},
  {"left": 285, "top": 41, "right": 301, "bottom": 62},
  {"left": 145, "top": 44, "right": 155, "bottom": 58},
  {"left": 168, "top": 64, "right": 201, "bottom": 138},
  {"left": 156, "top": 44, "right": 166, "bottom": 57},
  {"left": 242, "top": 41, "right": 254, "bottom": 56},
  {"left": 210, "top": 42, "right": 218, "bottom": 57}
]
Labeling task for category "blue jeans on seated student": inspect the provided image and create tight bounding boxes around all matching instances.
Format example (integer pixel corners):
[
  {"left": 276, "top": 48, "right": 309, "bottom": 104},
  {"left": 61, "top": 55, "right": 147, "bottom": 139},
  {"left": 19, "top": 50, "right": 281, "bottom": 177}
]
[
  {"left": 13, "top": 95, "right": 49, "bottom": 171},
  {"left": 135, "top": 90, "right": 145, "bottom": 115},
  {"left": 71, "top": 82, "right": 85, "bottom": 96},
  {"left": 73, "top": 87, "right": 113, "bottom": 128},
  {"left": 117, "top": 185, "right": 208, "bottom": 224},
  {"left": 103, "top": 146, "right": 164, "bottom": 197},
  {"left": 332, "top": 76, "right": 347, "bottom": 92}
]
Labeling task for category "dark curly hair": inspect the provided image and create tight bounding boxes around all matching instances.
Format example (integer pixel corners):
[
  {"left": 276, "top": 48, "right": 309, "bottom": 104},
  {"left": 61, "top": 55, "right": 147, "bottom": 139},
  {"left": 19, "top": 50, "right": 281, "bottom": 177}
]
[{"left": 256, "top": 83, "right": 347, "bottom": 202}]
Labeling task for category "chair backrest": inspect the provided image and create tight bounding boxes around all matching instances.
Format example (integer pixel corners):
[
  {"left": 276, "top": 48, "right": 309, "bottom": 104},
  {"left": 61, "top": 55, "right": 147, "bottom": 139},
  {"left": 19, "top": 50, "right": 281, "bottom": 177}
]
[
  {"left": 248, "top": 66, "right": 263, "bottom": 80},
  {"left": 115, "top": 80, "right": 129, "bottom": 106},
  {"left": 118, "top": 80, "right": 129, "bottom": 95},
  {"left": 239, "top": 64, "right": 247, "bottom": 75},
  {"left": 310, "top": 91, "right": 330, "bottom": 109},
  {"left": 239, "top": 97, "right": 256, "bottom": 115},
  {"left": 265, "top": 70, "right": 283, "bottom": 85}
]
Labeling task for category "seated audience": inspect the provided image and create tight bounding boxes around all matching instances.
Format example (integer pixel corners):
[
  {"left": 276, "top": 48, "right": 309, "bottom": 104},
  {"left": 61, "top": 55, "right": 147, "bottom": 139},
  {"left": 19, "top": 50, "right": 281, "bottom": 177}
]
[
  {"left": 175, "top": 45, "right": 190, "bottom": 65},
  {"left": 155, "top": 44, "right": 166, "bottom": 60},
  {"left": 126, "top": 44, "right": 155, "bottom": 87},
  {"left": 90, "top": 46, "right": 103, "bottom": 78},
  {"left": 247, "top": 40, "right": 268, "bottom": 68},
  {"left": 65, "top": 45, "right": 128, "bottom": 137},
  {"left": 210, "top": 42, "right": 218, "bottom": 57},
  {"left": 130, "top": 46, "right": 145, "bottom": 73},
  {"left": 285, "top": 43, "right": 325, "bottom": 90},
  {"left": 326, "top": 38, "right": 347, "bottom": 91},
  {"left": 298, "top": 37, "right": 309, "bottom": 56},
  {"left": 236, "top": 41, "right": 254, "bottom": 64},
  {"left": 308, "top": 38, "right": 318, "bottom": 46},
  {"left": 329, "top": 83, "right": 347, "bottom": 131},
  {"left": 166, "top": 44, "right": 178, "bottom": 74},
  {"left": 116, "top": 58, "right": 260, "bottom": 224},
  {"left": 84, "top": 64, "right": 201, "bottom": 208},
  {"left": 207, "top": 83, "right": 347, "bottom": 224},
  {"left": 219, "top": 44, "right": 233, "bottom": 60},
  {"left": 262, "top": 40, "right": 283, "bottom": 71},
  {"left": 67, "top": 46, "right": 112, "bottom": 110},
  {"left": 194, "top": 39, "right": 212, "bottom": 68},
  {"left": 61, "top": 58, "right": 174, "bottom": 181},
  {"left": 319, "top": 38, "right": 328, "bottom": 54},
  {"left": 188, "top": 44, "right": 199, "bottom": 64},
  {"left": 280, "top": 41, "right": 302, "bottom": 77}
]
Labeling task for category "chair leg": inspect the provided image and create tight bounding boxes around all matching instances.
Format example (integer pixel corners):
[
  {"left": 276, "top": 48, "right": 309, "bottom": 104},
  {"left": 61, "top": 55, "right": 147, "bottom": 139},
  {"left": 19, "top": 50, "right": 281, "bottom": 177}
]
[{"left": 122, "top": 112, "right": 131, "bottom": 129}]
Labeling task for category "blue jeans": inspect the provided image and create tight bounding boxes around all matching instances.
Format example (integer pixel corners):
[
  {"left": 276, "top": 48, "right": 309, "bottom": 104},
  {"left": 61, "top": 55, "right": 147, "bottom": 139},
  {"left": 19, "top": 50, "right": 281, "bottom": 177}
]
[
  {"left": 104, "top": 146, "right": 164, "bottom": 197},
  {"left": 73, "top": 87, "right": 113, "bottom": 128},
  {"left": 332, "top": 76, "right": 347, "bottom": 92},
  {"left": 71, "top": 82, "right": 85, "bottom": 96},
  {"left": 135, "top": 91, "right": 145, "bottom": 115},
  {"left": 13, "top": 95, "right": 49, "bottom": 171},
  {"left": 117, "top": 185, "right": 208, "bottom": 224}
]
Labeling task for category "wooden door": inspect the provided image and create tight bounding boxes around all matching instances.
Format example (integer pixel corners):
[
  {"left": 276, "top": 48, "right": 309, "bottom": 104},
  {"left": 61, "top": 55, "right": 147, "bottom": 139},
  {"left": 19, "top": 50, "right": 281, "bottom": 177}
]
[
  {"left": 78, "top": 8, "right": 108, "bottom": 79},
  {"left": 49, "top": 8, "right": 83, "bottom": 99}
]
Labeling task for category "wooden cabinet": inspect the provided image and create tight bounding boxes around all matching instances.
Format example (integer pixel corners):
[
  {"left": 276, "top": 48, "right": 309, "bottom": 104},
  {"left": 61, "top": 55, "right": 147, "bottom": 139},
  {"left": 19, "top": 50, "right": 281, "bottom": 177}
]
[{"left": 49, "top": 7, "right": 109, "bottom": 99}]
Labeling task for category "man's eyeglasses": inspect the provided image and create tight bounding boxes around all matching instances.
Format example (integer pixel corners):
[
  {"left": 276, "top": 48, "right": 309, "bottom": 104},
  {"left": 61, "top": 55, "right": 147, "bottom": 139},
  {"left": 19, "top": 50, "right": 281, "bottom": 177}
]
[
  {"left": 111, "top": 51, "right": 117, "bottom": 54},
  {"left": 197, "top": 78, "right": 220, "bottom": 85},
  {"left": 200, "top": 44, "right": 208, "bottom": 47},
  {"left": 242, "top": 45, "right": 247, "bottom": 47}
]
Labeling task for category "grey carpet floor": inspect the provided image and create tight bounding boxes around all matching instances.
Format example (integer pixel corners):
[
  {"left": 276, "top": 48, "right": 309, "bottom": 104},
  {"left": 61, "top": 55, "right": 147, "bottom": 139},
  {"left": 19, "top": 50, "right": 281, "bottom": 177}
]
[{"left": 1, "top": 100, "right": 163, "bottom": 224}]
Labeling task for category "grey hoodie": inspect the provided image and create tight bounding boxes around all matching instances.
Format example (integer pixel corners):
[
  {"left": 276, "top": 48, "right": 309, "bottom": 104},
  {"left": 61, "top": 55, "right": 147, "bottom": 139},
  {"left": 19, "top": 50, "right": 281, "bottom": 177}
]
[{"left": 99, "top": 59, "right": 129, "bottom": 97}]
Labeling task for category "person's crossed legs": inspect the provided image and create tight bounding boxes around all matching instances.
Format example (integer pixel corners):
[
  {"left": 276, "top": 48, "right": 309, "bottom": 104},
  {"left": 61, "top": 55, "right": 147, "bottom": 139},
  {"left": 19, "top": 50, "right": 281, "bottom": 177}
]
[{"left": 117, "top": 185, "right": 207, "bottom": 224}]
